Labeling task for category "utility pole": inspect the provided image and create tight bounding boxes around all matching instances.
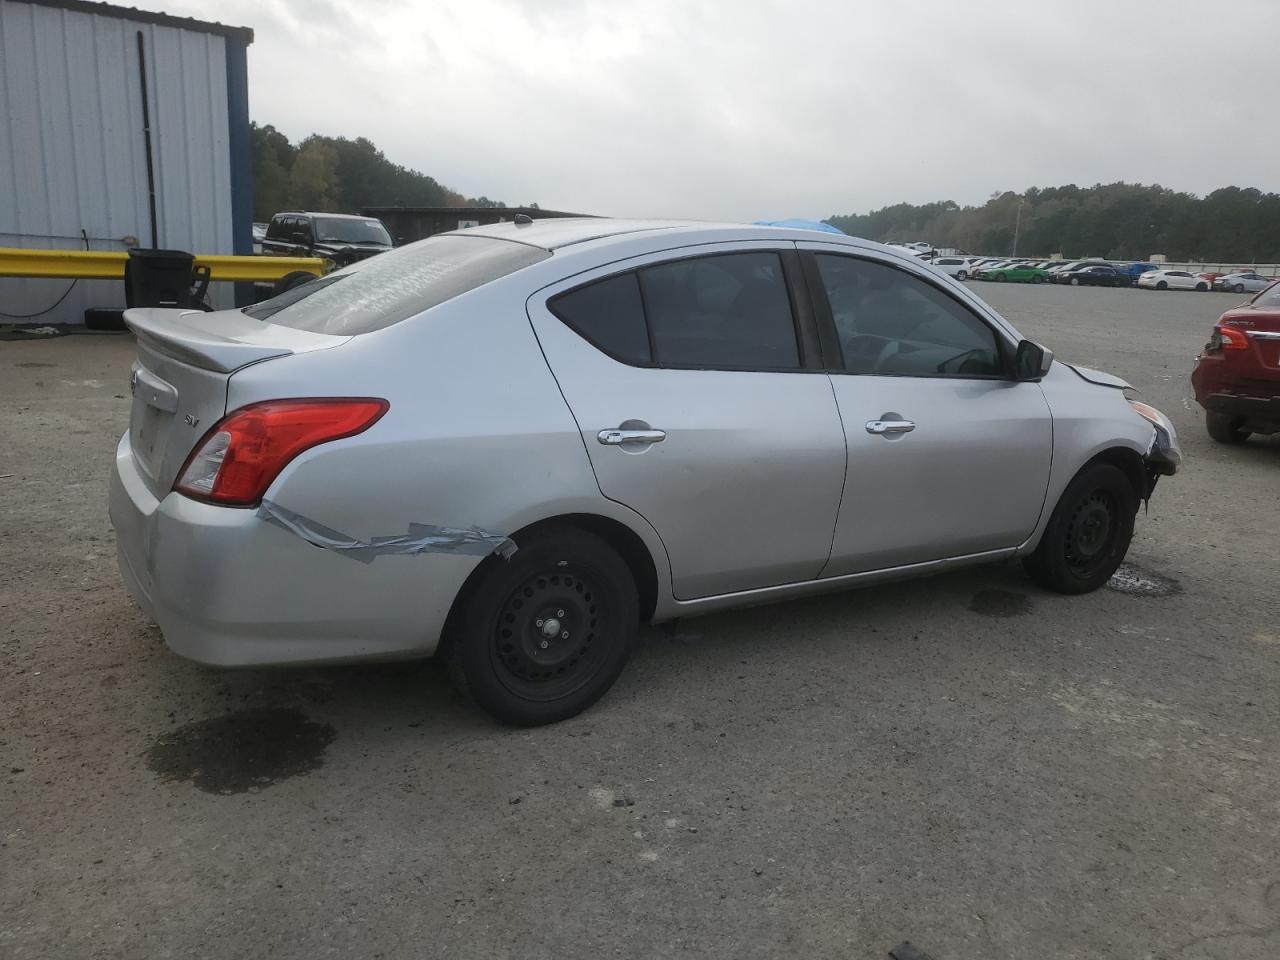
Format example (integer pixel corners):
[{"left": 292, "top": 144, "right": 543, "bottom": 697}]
[{"left": 1012, "top": 198, "right": 1025, "bottom": 257}]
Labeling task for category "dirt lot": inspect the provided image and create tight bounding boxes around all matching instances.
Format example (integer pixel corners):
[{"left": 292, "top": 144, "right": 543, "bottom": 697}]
[{"left": 2, "top": 284, "right": 1278, "bottom": 960}]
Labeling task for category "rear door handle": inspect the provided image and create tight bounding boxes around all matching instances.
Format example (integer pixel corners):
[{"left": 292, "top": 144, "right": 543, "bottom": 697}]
[
  {"left": 865, "top": 419, "right": 915, "bottom": 435},
  {"left": 598, "top": 428, "right": 666, "bottom": 446}
]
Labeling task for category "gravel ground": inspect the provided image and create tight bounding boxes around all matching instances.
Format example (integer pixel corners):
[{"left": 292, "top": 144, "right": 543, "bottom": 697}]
[{"left": 2, "top": 284, "right": 1278, "bottom": 960}]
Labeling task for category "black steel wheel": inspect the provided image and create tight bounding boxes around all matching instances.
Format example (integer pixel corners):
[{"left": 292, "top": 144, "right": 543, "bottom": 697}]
[
  {"left": 1024, "top": 462, "right": 1136, "bottom": 594},
  {"left": 447, "top": 526, "right": 637, "bottom": 726}
]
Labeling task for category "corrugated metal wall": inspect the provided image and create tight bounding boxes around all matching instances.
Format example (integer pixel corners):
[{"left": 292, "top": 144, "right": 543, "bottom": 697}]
[{"left": 0, "top": 0, "right": 235, "bottom": 320}]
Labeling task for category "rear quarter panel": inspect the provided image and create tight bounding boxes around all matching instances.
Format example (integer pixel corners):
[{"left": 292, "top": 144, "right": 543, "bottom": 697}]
[{"left": 223, "top": 273, "right": 674, "bottom": 649}]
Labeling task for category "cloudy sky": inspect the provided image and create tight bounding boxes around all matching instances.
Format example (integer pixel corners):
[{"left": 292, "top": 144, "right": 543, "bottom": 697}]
[{"left": 140, "top": 0, "right": 1278, "bottom": 220}]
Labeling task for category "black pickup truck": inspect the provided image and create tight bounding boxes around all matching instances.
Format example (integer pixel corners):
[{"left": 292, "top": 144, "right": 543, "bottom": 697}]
[{"left": 261, "top": 212, "right": 393, "bottom": 267}]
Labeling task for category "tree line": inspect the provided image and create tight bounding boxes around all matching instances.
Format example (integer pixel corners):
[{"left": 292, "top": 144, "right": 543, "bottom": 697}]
[
  {"left": 251, "top": 123, "right": 527, "bottom": 221},
  {"left": 826, "top": 183, "right": 1280, "bottom": 262}
]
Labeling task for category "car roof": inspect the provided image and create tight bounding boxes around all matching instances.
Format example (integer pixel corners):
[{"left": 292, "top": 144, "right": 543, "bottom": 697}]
[
  {"left": 275, "top": 211, "right": 380, "bottom": 220},
  {"left": 458, "top": 217, "right": 861, "bottom": 252}
]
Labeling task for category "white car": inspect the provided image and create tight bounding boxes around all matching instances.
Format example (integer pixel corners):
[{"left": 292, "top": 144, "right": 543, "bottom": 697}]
[
  {"left": 1212, "top": 272, "right": 1275, "bottom": 294},
  {"left": 1137, "top": 270, "right": 1209, "bottom": 292},
  {"left": 929, "top": 256, "right": 975, "bottom": 280}
]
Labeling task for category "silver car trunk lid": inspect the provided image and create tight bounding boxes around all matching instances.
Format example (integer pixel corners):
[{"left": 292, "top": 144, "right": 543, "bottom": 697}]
[{"left": 123, "top": 307, "right": 348, "bottom": 496}]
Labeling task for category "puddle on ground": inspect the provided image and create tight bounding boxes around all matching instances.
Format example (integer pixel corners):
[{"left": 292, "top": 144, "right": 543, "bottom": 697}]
[
  {"left": 1108, "top": 562, "right": 1181, "bottom": 597},
  {"left": 145, "top": 708, "right": 336, "bottom": 795},
  {"left": 969, "top": 590, "right": 1033, "bottom": 618}
]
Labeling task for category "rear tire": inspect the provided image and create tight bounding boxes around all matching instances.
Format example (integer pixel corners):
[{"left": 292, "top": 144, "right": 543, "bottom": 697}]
[
  {"left": 447, "top": 527, "right": 637, "bottom": 726},
  {"left": 1023, "top": 463, "right": 1136, "bottom": 594},
  {"left": 1032, "top": 275, "right": 1043, "bottom": 284},
  {"left": 1206, "top": 411, "right": 1250, "bottom": 444},
  {"left": 1196, "top": 282, "right": 1209, "bottom": 291},
  {"left": 956, "top": 270, "right": 968, "bottom": 281}
]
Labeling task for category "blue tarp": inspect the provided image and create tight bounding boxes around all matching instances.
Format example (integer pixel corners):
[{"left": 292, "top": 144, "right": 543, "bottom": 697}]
[{"left": 753, "top": 219, "right": 846, "bottom": 235}]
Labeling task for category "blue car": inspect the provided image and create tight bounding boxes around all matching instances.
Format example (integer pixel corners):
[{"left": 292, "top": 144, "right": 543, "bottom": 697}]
[{"left": 1122, "top": 263, "right": 1158, "bottom": 284}]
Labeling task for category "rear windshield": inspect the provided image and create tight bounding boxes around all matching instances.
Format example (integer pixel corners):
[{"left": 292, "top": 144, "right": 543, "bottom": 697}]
[{"left": 244, "top": 235, "right": 551, "bottom": 335}]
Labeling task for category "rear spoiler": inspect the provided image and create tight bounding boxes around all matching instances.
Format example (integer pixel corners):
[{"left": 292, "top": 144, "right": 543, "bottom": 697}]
[{"left": 123, "top": 308, "right": 347, "bottom": 373}]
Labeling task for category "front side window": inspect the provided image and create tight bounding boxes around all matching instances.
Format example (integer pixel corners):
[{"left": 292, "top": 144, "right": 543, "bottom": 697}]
[
  {"left": 638, "top": 252, "right": 800, "bottom": 369},
  {"left": 815, "top": 254, "right": 1003, "bottom": 377}
]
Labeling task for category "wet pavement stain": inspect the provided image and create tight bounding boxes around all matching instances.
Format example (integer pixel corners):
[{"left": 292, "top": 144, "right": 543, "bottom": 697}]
[
  {"left": 145, "top": 708, "right": 336, "bottom": 795},
  {"left": 1108, "top": 562, "right": 1181, "bottom": 597},
  {"left": 16, "top": 361, "right": 56, "bottom": 368},
  {"left": 969, "top": 590, "right": 1033, "bottom": 618}
]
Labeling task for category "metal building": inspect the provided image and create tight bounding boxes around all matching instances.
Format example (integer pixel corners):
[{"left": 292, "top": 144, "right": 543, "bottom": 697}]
[{"left": 0, "top": 0, "right": 253, "bottom": 321}]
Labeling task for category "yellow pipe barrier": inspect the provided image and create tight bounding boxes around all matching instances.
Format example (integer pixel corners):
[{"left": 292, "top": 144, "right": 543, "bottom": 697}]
[{"left": 0, "top": 248, "right": 329, "bottom": 282}]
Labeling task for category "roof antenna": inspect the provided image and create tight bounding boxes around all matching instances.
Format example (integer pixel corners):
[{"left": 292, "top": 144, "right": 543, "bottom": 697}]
[{"left": 513, "top": 213, "right": 534, "bottom": 225}]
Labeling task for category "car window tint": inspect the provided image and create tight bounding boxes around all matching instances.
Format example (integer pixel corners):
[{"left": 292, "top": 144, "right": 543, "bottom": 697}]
[
  {"left": 815, "top": 254, "right": 1002, "bottom": 378},
  {"left": 550, "top": 272, "right": 651, "bottom": 364},
  {"left": 265, "top": 217, "right": 286, "bottom": 240},
  {"left": 245, "top": 235, "right": 551, "bottom": 335},
  {"left": 638, "top": 252, "right": 799, "bottom": 369}
]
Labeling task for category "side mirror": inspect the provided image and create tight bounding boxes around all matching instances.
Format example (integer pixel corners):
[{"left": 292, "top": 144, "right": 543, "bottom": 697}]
[{"left": 1014, "top": 340, "right": 1053, "bottom": 381}]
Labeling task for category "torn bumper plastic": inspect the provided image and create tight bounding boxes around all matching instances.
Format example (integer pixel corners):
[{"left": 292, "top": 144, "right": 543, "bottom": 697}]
[
  {"left": 108, "top": 433, "right": 486, "bottom": 667},
  {"left": 256, "top": 499, "right": 516, "bottom": 563}
]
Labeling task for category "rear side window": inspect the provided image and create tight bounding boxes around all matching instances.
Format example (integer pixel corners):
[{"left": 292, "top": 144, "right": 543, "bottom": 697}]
[
  {"left": 244, "top": 235, "right": 550, "bottom": 335},
  {"left": 550, "top": 273, "right": 650, "bottom": 364},
  {"left": 639, "top": 252, "right": 799, "bottom": 368},
  {"left": 550, "top": 251, "right": 801, "bottom": 370}
]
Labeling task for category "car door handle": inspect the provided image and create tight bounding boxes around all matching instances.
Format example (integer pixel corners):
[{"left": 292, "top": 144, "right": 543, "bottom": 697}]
[
  {"left": 598, "top": 428, "right": 666, "bottom": 446},
  {"left": 865, "top": 419, "right": 915, "bottom": 435}
]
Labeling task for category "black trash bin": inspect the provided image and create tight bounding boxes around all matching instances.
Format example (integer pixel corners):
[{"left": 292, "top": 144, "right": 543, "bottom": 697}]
[{"left": 124, "top": 248, "right": 195, "bottom": 308}]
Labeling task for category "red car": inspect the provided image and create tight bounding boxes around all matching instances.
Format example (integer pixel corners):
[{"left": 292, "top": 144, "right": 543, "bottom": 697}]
[{"left": 1191, "top": 281, "right": 1280, "bottom": 443}]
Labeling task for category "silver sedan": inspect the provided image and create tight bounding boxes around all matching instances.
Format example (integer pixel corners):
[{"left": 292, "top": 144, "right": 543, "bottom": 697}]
[
  {"left": 1212, "top": 271, "right": 1276, "bottom": 294},
  {"left": 109, "top": 219, "right": 1181, "bottom": 725}
]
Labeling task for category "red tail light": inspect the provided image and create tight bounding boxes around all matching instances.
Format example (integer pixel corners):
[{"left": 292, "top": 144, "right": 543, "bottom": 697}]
[
  {"left": 1212, "top": 325, "right": 1250, "bottom": 351},
  {"left": 174, "top": 398, "right": 389, "bottom": 506}
]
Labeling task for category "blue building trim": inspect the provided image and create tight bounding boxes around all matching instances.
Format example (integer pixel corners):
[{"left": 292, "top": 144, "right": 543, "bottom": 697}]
[{"left": 224, "top": 34, "right": 253, "bottom": 305}]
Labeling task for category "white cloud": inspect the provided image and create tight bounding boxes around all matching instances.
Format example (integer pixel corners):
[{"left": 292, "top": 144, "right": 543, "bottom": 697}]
[{"left": 142, "top": 0, "right": 1280, "bottom": 219}]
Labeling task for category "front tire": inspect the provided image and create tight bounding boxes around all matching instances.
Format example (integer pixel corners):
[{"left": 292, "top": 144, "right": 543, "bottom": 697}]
[
  {"left": 1156, "top": 281, "right": 1168, "bottom": 290},
  {"left": 1023, "top": 463, "right": 1136, "bottom": 594},
  {"left": 1233, "top": 283, "right": 1245, "bottom": 293},
  {"left": 1206, "top": 411, "right": 1250, "bottom": 444},
  {"left": 1070, "top": 277, "right": 1081, "bottom": 286},
  {"left": 996, "top": 273, "right": 1007, "bottom": 282},
  {"left": 447, "top": 527, "right": 638, "bottom": 726}
]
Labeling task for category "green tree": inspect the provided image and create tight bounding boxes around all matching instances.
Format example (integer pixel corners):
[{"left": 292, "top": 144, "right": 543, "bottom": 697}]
[
  {"left": 827, "top": 182, "right": 1280, "bottom": 261},
  {"left": 288, "top": 139, "right": 340, "bottom": 211}
]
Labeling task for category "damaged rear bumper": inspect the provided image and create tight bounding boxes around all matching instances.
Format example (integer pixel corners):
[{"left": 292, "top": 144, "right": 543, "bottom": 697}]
[{"left": 108, "top": 433, "right": 485, "bottom": 667}]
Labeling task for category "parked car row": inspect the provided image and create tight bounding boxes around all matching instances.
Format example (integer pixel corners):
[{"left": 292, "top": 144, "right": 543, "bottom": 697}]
[{"left": 921, "top": 252, "right": 1275, "bottom": 294}]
